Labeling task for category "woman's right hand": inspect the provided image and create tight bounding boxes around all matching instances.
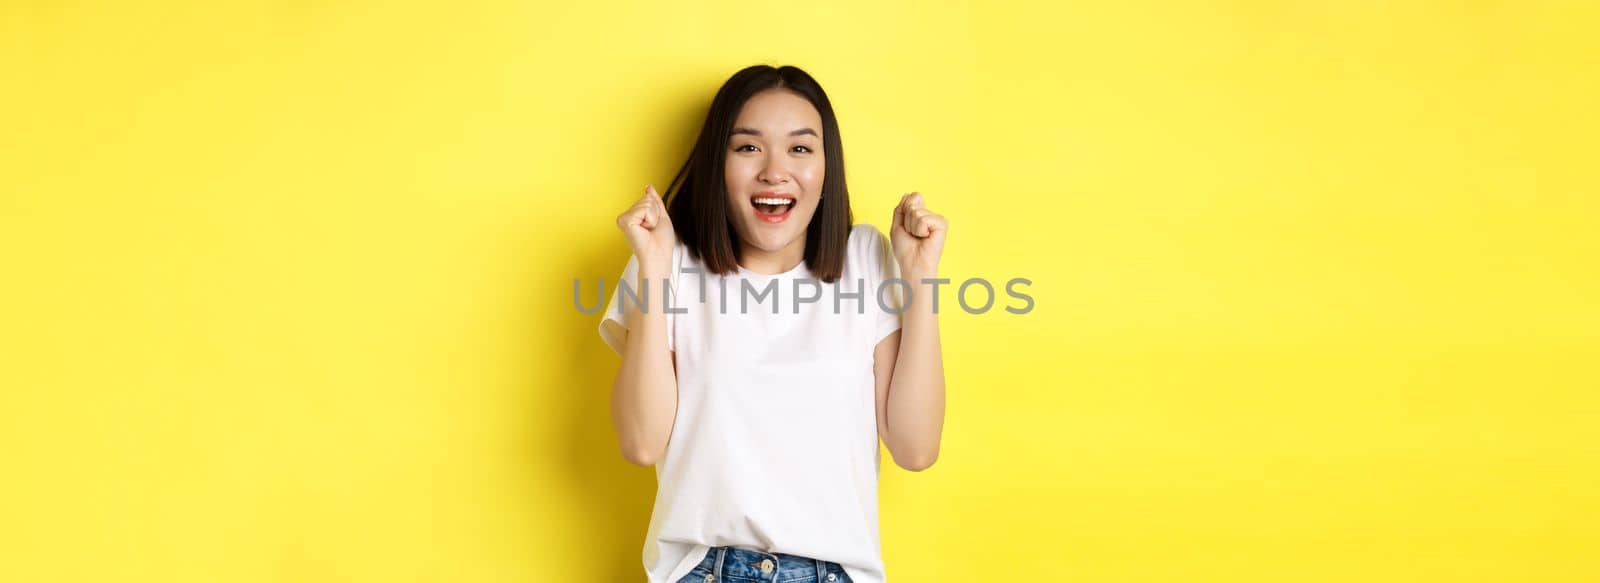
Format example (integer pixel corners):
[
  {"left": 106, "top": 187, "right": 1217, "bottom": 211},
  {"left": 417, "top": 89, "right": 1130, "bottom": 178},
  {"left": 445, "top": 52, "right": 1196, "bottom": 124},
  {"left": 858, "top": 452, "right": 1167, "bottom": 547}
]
[{"left": 615, "top": 184, "right": 677, "bottom": 272}]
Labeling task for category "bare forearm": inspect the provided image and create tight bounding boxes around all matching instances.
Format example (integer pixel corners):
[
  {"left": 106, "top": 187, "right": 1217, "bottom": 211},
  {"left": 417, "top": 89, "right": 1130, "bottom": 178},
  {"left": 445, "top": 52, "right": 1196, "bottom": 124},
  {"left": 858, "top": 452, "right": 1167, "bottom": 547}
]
[
  {"left": 610, "top": 266, "right": 678, "bottom": 466},
  {"left": 886, "top": 271, "right": 946, "bottom": 468}
]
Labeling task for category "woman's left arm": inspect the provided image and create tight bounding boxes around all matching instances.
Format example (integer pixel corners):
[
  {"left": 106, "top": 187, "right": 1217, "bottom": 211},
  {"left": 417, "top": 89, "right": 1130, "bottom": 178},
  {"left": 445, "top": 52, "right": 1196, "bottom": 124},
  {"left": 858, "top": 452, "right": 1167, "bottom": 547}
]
[{"left": 874, "top": 192, "right": 948, "bottom": 471}]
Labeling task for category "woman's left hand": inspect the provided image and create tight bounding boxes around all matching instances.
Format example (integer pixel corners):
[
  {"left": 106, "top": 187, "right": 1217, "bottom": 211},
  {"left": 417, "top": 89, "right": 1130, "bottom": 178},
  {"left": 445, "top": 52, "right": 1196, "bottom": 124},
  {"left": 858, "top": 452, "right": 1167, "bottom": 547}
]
[{"left": 890, "top": 192, "right": 948, "bottom": 277}]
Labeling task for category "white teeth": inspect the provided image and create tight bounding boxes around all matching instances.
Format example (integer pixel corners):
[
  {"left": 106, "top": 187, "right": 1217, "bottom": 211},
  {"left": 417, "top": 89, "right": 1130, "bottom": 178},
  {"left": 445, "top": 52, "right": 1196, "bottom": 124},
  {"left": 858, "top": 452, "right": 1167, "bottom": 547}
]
[{"left": 753, "top": 197, "right": 794, "bottom": 205}]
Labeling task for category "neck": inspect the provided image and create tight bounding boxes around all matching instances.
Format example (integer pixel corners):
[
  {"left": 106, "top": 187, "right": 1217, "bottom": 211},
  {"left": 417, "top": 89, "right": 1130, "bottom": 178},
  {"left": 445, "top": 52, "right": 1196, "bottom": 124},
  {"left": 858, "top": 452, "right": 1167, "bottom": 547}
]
[{"left": 739, "top": 237, "right": 806, "bottom": 275}]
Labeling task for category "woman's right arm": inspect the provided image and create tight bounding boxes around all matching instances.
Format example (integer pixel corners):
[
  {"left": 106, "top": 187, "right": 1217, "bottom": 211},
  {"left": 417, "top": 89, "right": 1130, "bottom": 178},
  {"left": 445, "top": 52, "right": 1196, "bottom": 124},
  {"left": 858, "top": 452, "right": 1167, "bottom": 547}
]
[{"left": 610, "top": 185, "right": 680, "bottom": 466}]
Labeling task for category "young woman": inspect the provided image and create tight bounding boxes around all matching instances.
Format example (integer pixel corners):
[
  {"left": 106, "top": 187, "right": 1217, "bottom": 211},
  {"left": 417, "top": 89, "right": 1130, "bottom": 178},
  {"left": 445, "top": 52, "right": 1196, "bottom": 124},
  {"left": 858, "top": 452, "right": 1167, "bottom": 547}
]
[{"left": 599, "top": 64, "right": 948, "bottom": 583}]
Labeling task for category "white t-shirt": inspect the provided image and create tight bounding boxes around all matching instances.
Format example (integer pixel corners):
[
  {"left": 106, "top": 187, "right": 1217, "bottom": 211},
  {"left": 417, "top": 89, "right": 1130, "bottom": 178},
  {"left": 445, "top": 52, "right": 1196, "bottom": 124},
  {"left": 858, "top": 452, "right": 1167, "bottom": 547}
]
[{"left": 599, "top": 224, "right": 903, "bottom": 583}]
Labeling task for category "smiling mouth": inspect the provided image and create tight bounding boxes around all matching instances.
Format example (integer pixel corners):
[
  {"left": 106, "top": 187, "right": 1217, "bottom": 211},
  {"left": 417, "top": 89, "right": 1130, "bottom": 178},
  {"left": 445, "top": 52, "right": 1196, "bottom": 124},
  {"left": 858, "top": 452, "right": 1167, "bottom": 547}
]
[{"left": 751, "top": 195, "right": 796, "bottom": 223}]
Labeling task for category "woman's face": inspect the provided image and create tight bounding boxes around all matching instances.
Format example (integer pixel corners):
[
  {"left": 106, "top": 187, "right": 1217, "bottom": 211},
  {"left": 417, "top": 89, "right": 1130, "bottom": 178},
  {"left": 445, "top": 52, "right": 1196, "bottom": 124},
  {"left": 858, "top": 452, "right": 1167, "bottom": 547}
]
[{"left": 724, "top": 88, "right": 825, "bottom": 257}]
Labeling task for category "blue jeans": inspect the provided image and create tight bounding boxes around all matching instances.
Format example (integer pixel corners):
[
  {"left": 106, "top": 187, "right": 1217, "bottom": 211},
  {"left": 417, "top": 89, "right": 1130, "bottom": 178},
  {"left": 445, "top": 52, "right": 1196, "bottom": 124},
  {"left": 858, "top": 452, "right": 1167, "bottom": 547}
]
[{"left": 674, "top": 546, "right": 854, "bottom": 583}]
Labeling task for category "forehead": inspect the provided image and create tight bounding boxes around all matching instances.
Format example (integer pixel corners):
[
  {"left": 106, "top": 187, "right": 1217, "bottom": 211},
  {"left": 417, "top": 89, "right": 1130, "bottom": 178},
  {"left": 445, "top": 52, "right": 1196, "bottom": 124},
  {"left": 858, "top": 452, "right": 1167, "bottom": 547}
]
[{"left": 733, "top": 89, "right": 822, "bottom": 131}]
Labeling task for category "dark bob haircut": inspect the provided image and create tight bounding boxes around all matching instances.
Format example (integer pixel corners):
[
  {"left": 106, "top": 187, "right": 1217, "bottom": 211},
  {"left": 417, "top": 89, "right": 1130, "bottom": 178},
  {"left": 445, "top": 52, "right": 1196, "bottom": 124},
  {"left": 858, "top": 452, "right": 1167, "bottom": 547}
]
[{"left": 664, "top": 64, "right": 853, "bottom": 283}]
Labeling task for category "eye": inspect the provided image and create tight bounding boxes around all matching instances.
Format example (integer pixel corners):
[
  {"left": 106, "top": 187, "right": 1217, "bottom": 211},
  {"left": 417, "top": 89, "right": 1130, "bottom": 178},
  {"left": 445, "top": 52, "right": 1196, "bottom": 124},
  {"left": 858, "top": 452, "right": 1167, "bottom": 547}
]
[
  {"left": 734, "top": 144, "right": 758, "bottom": 152},
  {"left": 792, "top": 145, "right": 814, "bottom": 154}
]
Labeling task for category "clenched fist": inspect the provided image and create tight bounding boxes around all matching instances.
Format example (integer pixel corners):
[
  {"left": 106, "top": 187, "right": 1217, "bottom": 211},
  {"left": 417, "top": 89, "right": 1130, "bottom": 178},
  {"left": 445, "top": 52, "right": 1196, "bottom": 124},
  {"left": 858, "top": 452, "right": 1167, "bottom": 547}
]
[
  {"left": 615, "top": 184, "right": 677, "bottom": 274},
  {"left": 890, "top": 192, "right": 948, "bottom": 277}
]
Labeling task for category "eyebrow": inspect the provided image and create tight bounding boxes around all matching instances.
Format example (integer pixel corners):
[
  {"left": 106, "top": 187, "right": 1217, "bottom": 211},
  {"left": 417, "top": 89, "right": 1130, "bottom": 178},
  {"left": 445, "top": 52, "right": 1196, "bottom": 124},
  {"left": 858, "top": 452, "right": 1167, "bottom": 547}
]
[{"left": 731, "top": 127, "right": 819, "bottom": 138}]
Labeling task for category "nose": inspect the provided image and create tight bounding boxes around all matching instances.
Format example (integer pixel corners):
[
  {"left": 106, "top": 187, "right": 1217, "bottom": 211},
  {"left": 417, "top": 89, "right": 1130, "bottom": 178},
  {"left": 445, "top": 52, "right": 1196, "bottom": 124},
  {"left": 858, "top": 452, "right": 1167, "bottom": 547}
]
[{"left": 758, "top": 156, "right": 789, "bottom": 185}]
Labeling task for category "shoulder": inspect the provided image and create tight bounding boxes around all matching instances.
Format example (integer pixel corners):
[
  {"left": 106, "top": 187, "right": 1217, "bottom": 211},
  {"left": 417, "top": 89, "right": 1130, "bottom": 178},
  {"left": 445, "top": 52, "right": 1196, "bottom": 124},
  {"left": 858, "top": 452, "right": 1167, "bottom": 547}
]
[
  {"left": 671, "top": 238, "right": 694, "bottom": 267},
  {"left": 847, "top": 223, "right": 887, "bottom": 251},
  {"left": 845, "top": 223, "right": 894, "bottom": 272}
]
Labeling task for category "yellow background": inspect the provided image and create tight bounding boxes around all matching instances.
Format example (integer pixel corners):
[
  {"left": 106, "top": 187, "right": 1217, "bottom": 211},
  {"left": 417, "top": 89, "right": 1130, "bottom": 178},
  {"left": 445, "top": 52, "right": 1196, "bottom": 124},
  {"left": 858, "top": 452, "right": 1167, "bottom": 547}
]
[{"left": 3, "top": 1, "right": 1596, "bottom": 581}]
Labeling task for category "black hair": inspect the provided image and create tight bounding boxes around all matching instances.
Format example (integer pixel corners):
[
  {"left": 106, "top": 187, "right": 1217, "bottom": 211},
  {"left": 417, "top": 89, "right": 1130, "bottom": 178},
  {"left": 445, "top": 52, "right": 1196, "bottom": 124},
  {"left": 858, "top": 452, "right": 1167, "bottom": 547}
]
[{"left": 664, "top": 64, "right": 852, "bottom": 283}]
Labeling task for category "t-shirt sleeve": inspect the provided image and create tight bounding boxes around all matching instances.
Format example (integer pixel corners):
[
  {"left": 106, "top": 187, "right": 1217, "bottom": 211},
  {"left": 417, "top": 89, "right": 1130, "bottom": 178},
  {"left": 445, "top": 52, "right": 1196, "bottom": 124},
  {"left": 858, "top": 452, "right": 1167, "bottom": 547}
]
[
  {"left": 597, "top": 248, "right": 678, "bottom": 356},
  {"left": 865, "top": 225, "right": 904, "bottom": 345}
]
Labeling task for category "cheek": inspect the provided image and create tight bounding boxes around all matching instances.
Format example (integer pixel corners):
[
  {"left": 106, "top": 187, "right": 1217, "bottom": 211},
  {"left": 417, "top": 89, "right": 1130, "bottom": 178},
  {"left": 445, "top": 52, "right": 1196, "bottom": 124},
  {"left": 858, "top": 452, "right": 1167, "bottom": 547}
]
[
  {"left": 725, "top": 157, "right": 757, "bottom": 185},
  {"left": 797, "top": 161, "right": 825, "bottom": 192},
  {"left": 725, "top": 186, "right": 747, "bottom": 214}
]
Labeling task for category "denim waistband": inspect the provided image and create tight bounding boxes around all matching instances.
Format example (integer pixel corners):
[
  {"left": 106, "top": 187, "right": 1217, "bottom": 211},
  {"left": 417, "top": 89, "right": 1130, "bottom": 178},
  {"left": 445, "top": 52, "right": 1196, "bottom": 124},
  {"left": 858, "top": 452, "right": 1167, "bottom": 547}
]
[{"left": 694, "top": 546, "right": 845, "bottom": 582}]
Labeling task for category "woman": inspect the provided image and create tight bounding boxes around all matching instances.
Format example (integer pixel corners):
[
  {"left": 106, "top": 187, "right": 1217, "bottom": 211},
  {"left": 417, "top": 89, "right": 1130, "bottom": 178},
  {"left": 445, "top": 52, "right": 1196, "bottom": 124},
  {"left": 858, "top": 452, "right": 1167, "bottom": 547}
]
[{"left": 599, "top": 64, "right": 947, "bottom": 583}]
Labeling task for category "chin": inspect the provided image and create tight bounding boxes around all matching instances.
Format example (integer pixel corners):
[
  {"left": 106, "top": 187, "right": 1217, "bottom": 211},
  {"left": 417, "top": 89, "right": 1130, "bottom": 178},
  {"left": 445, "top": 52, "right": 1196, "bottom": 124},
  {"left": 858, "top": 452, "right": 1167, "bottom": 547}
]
[
  {"left": 747, "top": 232, "right": 795, "bottom": 251},
  {"left": 740, "top": 220, "right": 805, "bottom": 250}
]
